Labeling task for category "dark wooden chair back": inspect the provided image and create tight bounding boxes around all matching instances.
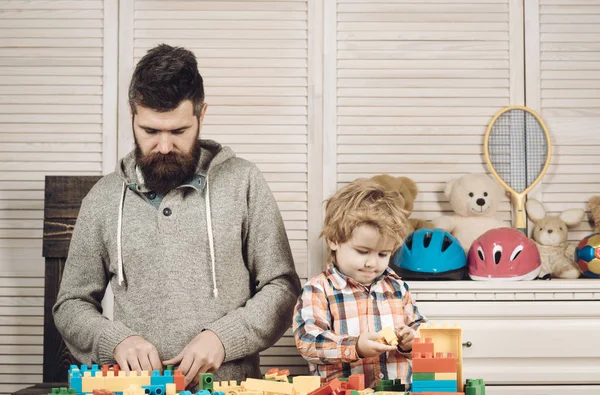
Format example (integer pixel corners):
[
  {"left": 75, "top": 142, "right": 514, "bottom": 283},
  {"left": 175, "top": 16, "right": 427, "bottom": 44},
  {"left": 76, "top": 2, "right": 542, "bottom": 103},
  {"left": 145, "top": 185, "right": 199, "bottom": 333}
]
[{"left": 43, "top": 176, "right": 102, "bottom": 382}]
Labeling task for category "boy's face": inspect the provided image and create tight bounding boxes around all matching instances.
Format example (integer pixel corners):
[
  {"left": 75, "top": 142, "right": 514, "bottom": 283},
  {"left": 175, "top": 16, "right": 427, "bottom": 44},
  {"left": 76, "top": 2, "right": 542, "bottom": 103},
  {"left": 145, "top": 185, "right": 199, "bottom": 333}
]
[{"left": 328, "top": 225, "right": 395, "bottom": 286}]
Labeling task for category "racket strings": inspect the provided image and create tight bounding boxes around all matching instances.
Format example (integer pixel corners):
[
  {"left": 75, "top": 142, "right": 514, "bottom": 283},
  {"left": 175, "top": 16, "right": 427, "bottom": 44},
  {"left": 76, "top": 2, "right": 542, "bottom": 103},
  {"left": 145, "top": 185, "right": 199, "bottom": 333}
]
[{"left": 487, "top": 109, "right": 549, "bottom": 194}]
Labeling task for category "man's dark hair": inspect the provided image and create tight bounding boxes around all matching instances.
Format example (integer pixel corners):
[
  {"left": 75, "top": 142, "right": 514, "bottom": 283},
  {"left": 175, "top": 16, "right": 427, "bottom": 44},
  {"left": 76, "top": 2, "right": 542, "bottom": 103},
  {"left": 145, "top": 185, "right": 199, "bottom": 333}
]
[{"left": 129, "top": 44, "right": 204, "bottom": 115}]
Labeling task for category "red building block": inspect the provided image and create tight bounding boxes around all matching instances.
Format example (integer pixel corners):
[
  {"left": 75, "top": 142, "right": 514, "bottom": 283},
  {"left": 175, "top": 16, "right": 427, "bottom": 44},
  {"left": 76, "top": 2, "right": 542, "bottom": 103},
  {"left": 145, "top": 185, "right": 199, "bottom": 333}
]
[
  {"left": 412, "top": 352, "right": 457, "bottom": 373},
  {"left": 174, "top": 370, "right": 185, "bottom": 391},
  {"left": 101, "top": 364, "right": 120, "bottom": 377},
  {"left": 307, "top": 378, "right": 342, "bottom": 395},
  {"left": 348, "top": 374, "right": 364, "bottom": 391},
  {"left": 413, "top": 337, "right": 435, "bottom": 355}
]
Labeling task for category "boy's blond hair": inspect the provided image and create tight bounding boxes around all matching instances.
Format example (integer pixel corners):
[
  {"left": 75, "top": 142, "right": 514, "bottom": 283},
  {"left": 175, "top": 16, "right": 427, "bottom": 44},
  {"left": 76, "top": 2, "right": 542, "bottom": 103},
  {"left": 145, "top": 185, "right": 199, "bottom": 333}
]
[{"left": 321, "top": 178, "right": 410, "bottom": 261}]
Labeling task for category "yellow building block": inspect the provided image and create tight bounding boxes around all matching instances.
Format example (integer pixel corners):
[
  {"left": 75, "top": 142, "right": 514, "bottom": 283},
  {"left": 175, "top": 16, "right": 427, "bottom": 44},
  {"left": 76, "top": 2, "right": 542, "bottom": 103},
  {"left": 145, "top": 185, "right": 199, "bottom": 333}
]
[
  {"left": 435, "top": 372, "right": 458, "bottom": 380},
  {"left": 214, "top": 380, "right": 243, "bottom": 395},
  {"left": 166, "top": 383, "right": 176, "bottom": 395},
  {"left": 244, "top": 378, "right": 293, "bottom": 395},
  {"left": 292, "top": 376, "right": 320, "bottom": 395},
  {"left": 123, "top": 385, "right": 146, "bottom": 395},
  {"left": 82, "top": 371, "right": 105, "bottom": 393},
  {"left": 377, "top": 326, "right": 398, "bottom": 347}
]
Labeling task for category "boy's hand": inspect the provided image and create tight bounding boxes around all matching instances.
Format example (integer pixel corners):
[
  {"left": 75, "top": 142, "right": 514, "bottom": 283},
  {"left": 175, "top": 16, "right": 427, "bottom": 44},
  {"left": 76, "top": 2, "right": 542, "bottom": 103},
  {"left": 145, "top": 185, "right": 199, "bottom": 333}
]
[
  {"left": 395, "top": 326, "right": 415, "bottom": 351},
  {"left": 357, "top": 332, "right": 397, "bottom": 358}
]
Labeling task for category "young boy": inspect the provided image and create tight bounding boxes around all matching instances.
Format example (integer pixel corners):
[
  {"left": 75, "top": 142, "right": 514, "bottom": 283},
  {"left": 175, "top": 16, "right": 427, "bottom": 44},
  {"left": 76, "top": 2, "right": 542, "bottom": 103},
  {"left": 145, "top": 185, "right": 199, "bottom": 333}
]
[{"left": 293, "top": 179, "right": 426, "bottom": 388}]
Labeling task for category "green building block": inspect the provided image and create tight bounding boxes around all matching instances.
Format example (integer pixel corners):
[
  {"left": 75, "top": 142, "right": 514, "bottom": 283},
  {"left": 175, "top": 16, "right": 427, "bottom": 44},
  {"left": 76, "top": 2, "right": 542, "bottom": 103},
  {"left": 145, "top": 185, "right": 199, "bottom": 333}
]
[
  {"left": 413, "top": 372, "right": 435, "bottom": 381},
  {"left": 465, "top": 378, "right": 486, "bottom": 395},
  {"left": 338, "top": 378, "right": 349, "bottom": 382},
  {"left": 200, "top": 373, "right": 214, "bottom": 393},
  {"left": 165, "top": 364, "right": 174, "bottom": 372},
  {"left": 49, "top": 388, "right": 77, "bottom": 395}
]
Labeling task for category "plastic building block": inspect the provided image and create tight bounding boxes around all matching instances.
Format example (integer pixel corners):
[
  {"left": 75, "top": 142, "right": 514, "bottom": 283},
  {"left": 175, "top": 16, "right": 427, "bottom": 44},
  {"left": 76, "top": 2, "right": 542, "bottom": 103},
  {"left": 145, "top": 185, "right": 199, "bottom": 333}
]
[
  {"left": 101, "top": 364, "right": 120, "bottom": 377},
  {"left": 464, "top": 379, "right": 485, "bottom": 395},
  {"left": 68, "top": 367, "right": 83, "bottom": 394},
  {"left": 165, "top": 383, "right": 176, "bottom": 395},
  {"left": 151, "top": 370, "right": 174, "bottom": 387},
  {"left": 49, "top": 388, "right": 78, "bottom": 395},
  {"left": 123, "top": 384, "right": 146, "bottom": 395},
  {"left": 306, "top": 378, "right": 342, "bottom": 395},
  {"left": 92, "top": 390, "right": 114, "bottom": 395},
  {"left": 434, "top": 372, "right": 457, "bottom": 380},
  {"left": 377, "top": 327, "right": 398, "bottom": 347},
  {"left": 374, "top": 379, "right": 404, "bottom": 392},
  {"left": 412, "top": 352, "right": 457, "bottom": 373},
  {"left": 293, "top": 376, "right": 321, "bottom": 395},
  {"left": 412, "top": 373, "right": 434, "bottom": 381},
  {"left": 244, "top": 378, "right": 294, "bottom": 395},
  {"left": 174, "top": 370, "right": 185, "bottom": 391},
  {"left": 142, "top": 385, "right": 164, "bottom": 395},
  {"left": 411, "top": 379, "right": 457, "bottom": 392},
  {"left": 418, "top": 322, "right": 463, "bottom": 391},
  {"left": 412, "top": 338, "right": 434, "bottom": 356},
  {"left": 348, "top": 375, "right": 364, "bottom": 391}
]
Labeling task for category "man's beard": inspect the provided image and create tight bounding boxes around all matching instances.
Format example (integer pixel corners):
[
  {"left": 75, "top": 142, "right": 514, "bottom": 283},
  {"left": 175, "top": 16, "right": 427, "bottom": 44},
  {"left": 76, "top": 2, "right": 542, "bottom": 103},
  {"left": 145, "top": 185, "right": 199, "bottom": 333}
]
[{"left": 135, "top": 138, "right": 202, "bottom": 196}]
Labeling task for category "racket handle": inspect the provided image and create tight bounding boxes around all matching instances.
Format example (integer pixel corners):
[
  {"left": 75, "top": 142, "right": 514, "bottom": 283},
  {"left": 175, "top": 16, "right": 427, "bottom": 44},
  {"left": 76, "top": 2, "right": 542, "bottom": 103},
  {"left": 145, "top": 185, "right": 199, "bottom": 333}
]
[
  {"left": 516, "top": 206, "right": 527, "bottom": 235},
  {"left": 517, "top": 227, "right": 527, "bottom": 235}
]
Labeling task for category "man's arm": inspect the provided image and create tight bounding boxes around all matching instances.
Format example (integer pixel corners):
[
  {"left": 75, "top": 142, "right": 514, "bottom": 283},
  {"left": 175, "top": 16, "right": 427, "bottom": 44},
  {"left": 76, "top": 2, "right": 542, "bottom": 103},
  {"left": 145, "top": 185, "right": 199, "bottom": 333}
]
[
  {"left": 203, "top": 165, "right": 302, "bottom": 362},
  {"left": 52, "top": 193, "right": 138, "bottom": 365}
]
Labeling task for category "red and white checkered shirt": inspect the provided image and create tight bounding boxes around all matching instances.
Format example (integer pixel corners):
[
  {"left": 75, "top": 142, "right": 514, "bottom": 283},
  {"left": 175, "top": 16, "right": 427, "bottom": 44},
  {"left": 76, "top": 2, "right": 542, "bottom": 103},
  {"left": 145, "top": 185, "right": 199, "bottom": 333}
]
[{"left": 293, "top": 265, "right": 426, "bottom": 388}]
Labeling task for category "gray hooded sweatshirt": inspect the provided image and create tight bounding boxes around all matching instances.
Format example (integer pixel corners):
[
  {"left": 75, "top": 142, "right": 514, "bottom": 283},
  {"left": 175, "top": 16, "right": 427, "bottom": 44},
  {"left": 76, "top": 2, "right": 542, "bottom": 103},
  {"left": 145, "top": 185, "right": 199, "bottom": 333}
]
[{"left": 53, "top": 139, "right": 301, "bottom": 381}]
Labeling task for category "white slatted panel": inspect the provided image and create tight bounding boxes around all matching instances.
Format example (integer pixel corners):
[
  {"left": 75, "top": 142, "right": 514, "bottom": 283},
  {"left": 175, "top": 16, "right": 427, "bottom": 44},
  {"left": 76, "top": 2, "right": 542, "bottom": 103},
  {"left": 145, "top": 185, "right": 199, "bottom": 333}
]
[
  {"left": 534, "top": 0, "right": 600, "bottom": 242},
  {"left": 334, "top": 0, "right": 518, "bottom": 225},
  {"left": 0, "top": 0, "right": 110, "bottom": 392},
  {"left": 130, "top": 0, "right": 309, "bottom": 375}
]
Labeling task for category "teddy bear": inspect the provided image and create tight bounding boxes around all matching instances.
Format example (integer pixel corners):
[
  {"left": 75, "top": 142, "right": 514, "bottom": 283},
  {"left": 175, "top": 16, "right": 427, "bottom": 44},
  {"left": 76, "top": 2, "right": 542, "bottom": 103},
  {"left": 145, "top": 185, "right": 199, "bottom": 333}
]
[
  {"left": 525, "top": 198, "right": 585, "bottom": 279},
  {"left": 589, "top": 196, "right": 600, "bottom": 233},
  {"left": 369, "top": 174, "right": 433, "bottom": 234},
  {"left": 432, "top": 173, "right": 507, "bottom": 253}
]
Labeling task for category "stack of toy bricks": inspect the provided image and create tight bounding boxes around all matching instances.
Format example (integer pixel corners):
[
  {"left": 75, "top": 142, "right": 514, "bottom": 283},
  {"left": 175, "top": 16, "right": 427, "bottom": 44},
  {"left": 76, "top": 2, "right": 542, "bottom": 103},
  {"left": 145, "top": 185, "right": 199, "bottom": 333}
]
[{"left": 411, "top": 337, "right": 461, "bottom": 394}]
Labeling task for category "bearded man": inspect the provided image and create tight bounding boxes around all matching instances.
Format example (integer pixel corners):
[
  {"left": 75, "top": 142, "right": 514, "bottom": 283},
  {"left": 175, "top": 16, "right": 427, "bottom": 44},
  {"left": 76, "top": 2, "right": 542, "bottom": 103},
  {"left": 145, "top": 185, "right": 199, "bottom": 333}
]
[{"left": 53, "top": 44, "right": 301, "bottom": 389}]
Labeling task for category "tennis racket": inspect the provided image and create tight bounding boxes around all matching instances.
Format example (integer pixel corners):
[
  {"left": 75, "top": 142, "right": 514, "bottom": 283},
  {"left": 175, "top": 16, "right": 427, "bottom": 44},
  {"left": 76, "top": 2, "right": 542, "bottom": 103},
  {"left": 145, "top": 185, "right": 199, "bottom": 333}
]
[{"left": 483, "top": 106, "right": 552, "bottom": 234}]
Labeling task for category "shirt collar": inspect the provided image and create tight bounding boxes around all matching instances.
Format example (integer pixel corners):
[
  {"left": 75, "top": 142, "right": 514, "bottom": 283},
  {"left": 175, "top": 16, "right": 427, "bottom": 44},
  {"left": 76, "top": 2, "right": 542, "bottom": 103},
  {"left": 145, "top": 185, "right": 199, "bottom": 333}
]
[{"left": 326, "top": 264, "right": 401, "bottom": 291}]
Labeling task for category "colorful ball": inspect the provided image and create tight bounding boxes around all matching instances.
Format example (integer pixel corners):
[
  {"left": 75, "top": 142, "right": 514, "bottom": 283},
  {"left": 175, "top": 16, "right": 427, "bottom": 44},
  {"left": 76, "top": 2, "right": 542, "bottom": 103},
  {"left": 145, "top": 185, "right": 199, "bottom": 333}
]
[{"left": 575, "top": 233, "right": 600, "bottom": 278}]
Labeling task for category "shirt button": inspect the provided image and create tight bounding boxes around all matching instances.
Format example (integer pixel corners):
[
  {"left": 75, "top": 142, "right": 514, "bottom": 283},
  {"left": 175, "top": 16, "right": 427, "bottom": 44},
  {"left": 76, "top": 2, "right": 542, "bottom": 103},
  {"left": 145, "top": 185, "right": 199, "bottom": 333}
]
[
  {"left": 345, "top": 350, "right": 351, "bottom": 356},
  {"left": 379, "top": 373, "right": 384, "bottom": 379},
  {"left": 147, "top": 192, "right": 156, "bottom": 200},
  {"left": 163, "top": 207, "right": 172, "bottom": 216}
]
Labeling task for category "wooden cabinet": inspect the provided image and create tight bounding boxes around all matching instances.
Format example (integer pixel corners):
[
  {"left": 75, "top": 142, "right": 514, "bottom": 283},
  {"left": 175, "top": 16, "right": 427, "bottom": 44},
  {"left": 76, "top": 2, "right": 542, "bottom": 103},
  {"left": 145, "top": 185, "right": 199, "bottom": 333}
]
[{"left": 411, "top": 280, "right": 600, "bottom": 393}]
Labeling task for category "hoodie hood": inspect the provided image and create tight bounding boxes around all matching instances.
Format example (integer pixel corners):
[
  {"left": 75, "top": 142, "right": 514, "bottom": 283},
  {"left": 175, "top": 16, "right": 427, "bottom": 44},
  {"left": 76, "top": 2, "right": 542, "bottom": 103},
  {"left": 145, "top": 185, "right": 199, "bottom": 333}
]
[
  {"left": 113, "top": 139, "right": 235, "bottom": 295},
  {"left": 116, "top": 139, "right": 235, "bottom": 190}
]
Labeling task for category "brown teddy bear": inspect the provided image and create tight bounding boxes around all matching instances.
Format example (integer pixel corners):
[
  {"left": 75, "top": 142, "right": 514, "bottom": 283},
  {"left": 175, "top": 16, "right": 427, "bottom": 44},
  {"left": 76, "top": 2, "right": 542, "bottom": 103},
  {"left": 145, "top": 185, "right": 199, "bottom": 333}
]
[
  {"left": 370, "top": 174, "right": 433, "bottom": 234},
  {"left": 589, "top": 196, "right": 600, "bottom": 233}
]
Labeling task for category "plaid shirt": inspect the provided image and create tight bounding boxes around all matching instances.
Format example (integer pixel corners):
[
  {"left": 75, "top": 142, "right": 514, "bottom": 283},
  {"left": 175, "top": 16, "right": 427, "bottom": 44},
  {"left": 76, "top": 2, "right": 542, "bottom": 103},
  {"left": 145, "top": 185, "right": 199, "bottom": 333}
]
[{"left": 293, "top": 265, "right": 426, "bottom": 388}]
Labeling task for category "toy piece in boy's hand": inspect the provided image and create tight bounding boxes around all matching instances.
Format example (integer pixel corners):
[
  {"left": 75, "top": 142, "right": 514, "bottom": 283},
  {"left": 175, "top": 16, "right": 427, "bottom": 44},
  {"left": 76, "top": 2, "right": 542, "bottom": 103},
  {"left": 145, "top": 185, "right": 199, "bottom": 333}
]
[{"left": 375, "top": 326, "right": 398, "bottom": 347}]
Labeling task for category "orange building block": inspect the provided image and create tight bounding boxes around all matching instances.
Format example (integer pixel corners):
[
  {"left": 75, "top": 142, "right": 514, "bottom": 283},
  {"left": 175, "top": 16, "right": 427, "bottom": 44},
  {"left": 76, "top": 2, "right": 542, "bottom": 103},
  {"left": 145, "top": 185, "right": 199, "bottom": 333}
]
[
  {"left": 173, "top": 370, "right": 184, "bottom": 391},
  {"left": 101, "top": 365, "right": 121, "bottom": 377},
  {"left": 93, "top": 390, "right": 115, "bottom": 395},
  {"left": 413, "top": 337, "right": 434, "bottom": 355},
  {"left": 348, "top": 375, "right": 364, "bottom": 391},
  {"left": 412, "top": 352, "right": 457, "bottom": 373},
  {"left": 306, "top": 378, "right": 342, "bottom": 395}
]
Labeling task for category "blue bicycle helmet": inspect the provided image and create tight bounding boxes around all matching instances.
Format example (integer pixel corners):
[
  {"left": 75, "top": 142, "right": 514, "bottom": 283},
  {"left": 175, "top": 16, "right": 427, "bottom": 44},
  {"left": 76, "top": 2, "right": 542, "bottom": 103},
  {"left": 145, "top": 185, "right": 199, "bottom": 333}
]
[{"left": 391, "top": 228, "right": 467, "bottom": 280}]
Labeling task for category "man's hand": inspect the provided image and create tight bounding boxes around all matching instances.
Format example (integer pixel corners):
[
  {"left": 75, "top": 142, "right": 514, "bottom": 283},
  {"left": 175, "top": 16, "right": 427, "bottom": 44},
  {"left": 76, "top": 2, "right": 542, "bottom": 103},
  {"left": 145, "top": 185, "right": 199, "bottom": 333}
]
[
  {"left": 356, "top": 332, "right": 397, "bottom": 358},
  {"left": 114, "top": 335, "right": 162, "bottom": 373},
  {"left": 395, "top": 326, "right": 416, "bottom": 351},
  {"left": 163, "top": 330, "right": 225, "bottom": 389}
]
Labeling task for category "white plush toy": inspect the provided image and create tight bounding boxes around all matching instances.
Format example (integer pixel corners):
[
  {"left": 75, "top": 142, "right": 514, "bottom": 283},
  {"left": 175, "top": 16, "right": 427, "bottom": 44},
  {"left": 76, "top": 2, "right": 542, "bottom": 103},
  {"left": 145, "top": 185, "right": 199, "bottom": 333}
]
[
  {"left": 525, "top": 198, "right": 585, "bottom": 279},
  {"left": 432, "top": 173, "right": 507, "bottom": 253}
]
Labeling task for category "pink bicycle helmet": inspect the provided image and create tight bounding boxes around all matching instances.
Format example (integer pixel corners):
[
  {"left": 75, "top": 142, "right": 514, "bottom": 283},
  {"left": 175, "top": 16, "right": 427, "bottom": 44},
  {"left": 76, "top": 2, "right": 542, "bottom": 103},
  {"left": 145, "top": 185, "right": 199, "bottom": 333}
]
[{"left": 468, "top": 227, "right": 541, "bottom": 281}]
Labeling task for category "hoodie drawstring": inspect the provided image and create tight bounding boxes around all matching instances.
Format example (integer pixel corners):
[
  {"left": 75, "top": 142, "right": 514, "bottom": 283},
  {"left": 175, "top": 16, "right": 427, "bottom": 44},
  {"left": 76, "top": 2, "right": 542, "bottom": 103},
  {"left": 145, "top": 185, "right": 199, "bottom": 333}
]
[
  {"left": 117, "top": 181, "right": 127, "bottom": 285},
  {"left": 205, "top": 175, "right": 218, "bottom": 297},
  {"left": 116, "top": 177, "right": 218, "bottom": 297}
]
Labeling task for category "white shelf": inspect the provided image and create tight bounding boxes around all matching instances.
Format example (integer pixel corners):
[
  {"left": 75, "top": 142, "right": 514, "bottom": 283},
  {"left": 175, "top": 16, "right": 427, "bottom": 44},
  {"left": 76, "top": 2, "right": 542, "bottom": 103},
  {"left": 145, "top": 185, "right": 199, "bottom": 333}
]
[{"left": 408, "top": 279, "right": 600, "bottom": 301}]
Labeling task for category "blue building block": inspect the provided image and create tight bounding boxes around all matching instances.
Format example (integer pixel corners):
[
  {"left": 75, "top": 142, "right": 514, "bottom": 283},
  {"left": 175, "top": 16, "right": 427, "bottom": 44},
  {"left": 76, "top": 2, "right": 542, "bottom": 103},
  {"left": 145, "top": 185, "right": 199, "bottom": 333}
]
[
  {"left": 196, "top": 391, "right": 211, "bottom": 395},
  {"left": 411, "top": 379, "right": 457, "bottom": 393},
  {"left": 142, "top": 385, "right": 165, "bottom": 395},
  {"left": 212, "top": 392, "right": 225, "bottom": 395},
  {"left": 151, "top": 370, "right": 174, "bottom": 387},
  {"left": 68, "top": 367, "right": 82, "bottom": 394}
]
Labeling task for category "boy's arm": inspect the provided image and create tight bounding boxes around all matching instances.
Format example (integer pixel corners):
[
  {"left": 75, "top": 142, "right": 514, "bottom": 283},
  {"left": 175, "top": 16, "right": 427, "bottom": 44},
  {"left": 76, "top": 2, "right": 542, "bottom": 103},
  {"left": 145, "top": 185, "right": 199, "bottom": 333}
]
[{"left": 293, "top": 282, "right": 360, "bottom": 365}]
